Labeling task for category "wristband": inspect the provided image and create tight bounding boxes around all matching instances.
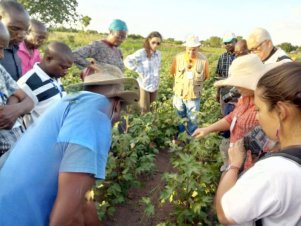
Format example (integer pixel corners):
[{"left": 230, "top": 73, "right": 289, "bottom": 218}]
[{"left": 225, "top": 165, "right": 240, "bottom": 172}]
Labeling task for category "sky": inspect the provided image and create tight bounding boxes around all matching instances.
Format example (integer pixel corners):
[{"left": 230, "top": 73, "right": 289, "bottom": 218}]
[{"left": 76, "top": 0, "right": 301, "bottom": 45}]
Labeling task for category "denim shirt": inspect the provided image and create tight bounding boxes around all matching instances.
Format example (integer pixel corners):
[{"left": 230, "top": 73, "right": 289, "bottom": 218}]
[
  {"left": 0, "top": 45, "right": 23, "bottom": 81},
  {"left": 124, "top": 49, "right": 161, "bottom": 92}
]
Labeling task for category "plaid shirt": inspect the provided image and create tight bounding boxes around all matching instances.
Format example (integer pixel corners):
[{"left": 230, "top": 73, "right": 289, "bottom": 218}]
[
  {"left": 224, "top": 96, "right": 258, "bottom": 143},
  {"left": 0, "top": 64, "right": 24, "bottom": 156},
  {"left": 216, "top": 52, "right": 235, "bottom": 78}
]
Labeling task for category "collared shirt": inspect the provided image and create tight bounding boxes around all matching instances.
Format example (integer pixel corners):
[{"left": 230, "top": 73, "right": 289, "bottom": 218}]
[
  {"left": 124, "top": 49, "right": 161, "bottom": 92},
  {"left": 17, "top": 63, "right": 66, "bottom": 123},
  {"left": 73, "top": 40, "right": 125, "bottom": 72},
  {"left": 216, "top": 52, "right": 235, "bottom": 78},
  {"left": 0, "top": 45, "right": 22, "bottom": 81},
  {"left": 0, "top": 64, "right": 23, "bottom": 155},
  {"left": 0, "top": 92, "right": 112, "bottom": 225},
  {"left": 17, "top": 41, "right": 42, "bottom": 76},
  {"left": 224, "top": 95, "right": 258, "bottom": 143}
]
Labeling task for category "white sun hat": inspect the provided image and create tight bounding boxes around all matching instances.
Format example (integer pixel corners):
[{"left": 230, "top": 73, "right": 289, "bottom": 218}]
[
  {"left": 214, "top": 54, "right": 282, "bottom": 90},
  {"left": 183, "top": 35, "right": 201, "bottom": 48}
]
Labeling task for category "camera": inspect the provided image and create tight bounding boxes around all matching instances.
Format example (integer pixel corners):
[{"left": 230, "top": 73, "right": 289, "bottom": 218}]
[
  {"left": 222, "top": 87, "right": 241, "bottom": 103},
  {"left": 243, "top": 126, "right": 275, "bottom": 155}
]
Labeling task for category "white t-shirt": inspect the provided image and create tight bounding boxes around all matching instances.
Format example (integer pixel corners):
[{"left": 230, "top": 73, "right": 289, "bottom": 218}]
[
  {"left": 222, "top": 156, "right": 301, "bottom": 226},
  {"left": 264, "top": 48, "right": 292, "bottom": 64}
]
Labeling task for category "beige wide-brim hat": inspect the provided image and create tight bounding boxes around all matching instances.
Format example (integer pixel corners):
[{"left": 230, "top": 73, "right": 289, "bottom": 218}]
[
  {"left": 67, "top": 63, "right": 139, "bottom": 104},
  {"left": 214, "top": 54, "right": 282, "bottom": 90},
  {"left": 182, "top": 35, "right": 201, "bottom": 48}
]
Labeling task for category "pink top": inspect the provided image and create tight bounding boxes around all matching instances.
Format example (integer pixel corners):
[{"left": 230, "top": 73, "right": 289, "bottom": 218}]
[{"left": 18, "top": 41, "right": 42, "bottom": 76}]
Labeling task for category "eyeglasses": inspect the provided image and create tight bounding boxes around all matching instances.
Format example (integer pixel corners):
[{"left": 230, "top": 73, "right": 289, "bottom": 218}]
[
  {"left": 151, "top": 41, "right": 161, "bottom": 45},
  {"left": 223, "top": 41, "right": 234, "bottom": 45},
  {"left": 250, "top": 40, "right": 266, "bottom": 52}
]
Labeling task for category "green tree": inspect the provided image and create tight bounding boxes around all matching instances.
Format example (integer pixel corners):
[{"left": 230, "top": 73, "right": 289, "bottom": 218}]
[
  {"left": 277, "top": 42, "right": 297, "bottom": 53},
  {"left": 81, "top": 15, "right": 91, "bottom": 30},
  {"left": 205, "top": 36, "right": 222, "bottom": 48},
  {"left": 19, "top": 0, "right": 79, "bottom": 24}
]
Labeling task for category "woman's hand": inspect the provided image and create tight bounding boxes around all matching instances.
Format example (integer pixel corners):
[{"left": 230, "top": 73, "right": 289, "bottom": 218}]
[
  {"left": 192, "top": 127, "right": 210, "bottom": 138},
  {"left": 228, "top": 139, "right": 246, "bottom": 168}
]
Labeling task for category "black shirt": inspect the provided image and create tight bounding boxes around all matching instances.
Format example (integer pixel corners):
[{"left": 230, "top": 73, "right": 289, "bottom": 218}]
[{"left": 0, "top": 45, "right": 22, "bottom": 81}]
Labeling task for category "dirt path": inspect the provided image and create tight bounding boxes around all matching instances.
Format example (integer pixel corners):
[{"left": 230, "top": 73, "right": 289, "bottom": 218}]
[{"left": 101, "top": 149, "right": 174, "bottom": 226}]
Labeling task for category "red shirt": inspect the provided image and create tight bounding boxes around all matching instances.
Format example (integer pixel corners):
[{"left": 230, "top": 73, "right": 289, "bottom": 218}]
[{"left": 225, "top": 95, "right": 258, "bottom": 143}]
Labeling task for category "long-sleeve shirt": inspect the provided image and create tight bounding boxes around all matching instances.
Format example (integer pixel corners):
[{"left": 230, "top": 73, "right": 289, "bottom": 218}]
[
  {"left": 72, "top": 40, "right": 125, "bottom": 72},
  {"left": 215, "top": 52, "right": 235, "bottom": 78},
  {"left": 124, "top": 49, "right": 161, "bottom": 92},
  {"left": 0, "top": 45, "right": 22, "bottom": 81}
]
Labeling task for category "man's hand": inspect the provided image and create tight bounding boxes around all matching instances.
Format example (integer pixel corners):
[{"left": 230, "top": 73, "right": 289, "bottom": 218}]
[
  {"left": 192, "top": 127, "right": 210, "bottom": 138},
  {"left": 228, "top": 139, "right": 246, "bottom": 168},
  {"left": 0, "top": 105, "right": 20, "bottom": 129}
]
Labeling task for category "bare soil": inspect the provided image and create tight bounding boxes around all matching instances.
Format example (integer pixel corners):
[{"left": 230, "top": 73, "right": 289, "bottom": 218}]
[{"left": 101, "top": 149, "right": 175, "bottom": 226}]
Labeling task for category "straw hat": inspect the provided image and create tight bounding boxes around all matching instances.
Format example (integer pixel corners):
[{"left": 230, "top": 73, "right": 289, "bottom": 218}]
[
  {"left": 214, "top": 54, "right": 281, "bottom": 90},
  {"left": 183, "top": 35, "right": 201, "bottom": 48},
  {"left": 68, "top": 63, "right": 139, "bottom": 104}
]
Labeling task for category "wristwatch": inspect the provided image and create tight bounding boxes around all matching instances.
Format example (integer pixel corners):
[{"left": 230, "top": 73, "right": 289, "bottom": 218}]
[{"left": 225, "top": 165, "right": 240, "bottom": 172}]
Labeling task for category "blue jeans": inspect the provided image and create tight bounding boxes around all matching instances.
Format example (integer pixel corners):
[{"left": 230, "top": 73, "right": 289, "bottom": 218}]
[{"left": 173, "top": 95, "right": 200, "bottom": 135}]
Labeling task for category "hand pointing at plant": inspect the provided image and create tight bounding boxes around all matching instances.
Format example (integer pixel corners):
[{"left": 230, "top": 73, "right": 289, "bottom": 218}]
[{"left": 192, "top": 127, "right": 210, "bottom": 138}]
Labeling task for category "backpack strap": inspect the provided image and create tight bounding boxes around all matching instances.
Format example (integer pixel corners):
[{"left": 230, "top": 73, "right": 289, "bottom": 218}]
[
  {"left": 260, "top": 147, "right": 301, "bottom": 165},
  {"left": 255, "top": 146, "right": 301, "bottom": 225},
  {"left": 277, "top": 55, "right": 292, "bottom": 62}
]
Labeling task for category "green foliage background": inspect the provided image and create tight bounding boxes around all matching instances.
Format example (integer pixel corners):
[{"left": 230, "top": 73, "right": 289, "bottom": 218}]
[{"left": 46, "top": 31, "right": 222, "bottom": 225}]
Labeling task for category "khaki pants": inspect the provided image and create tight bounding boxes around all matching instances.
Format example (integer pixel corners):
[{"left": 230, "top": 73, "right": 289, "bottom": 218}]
[{"left": 139, "top": 88, "right": 157, "bottom": 113}]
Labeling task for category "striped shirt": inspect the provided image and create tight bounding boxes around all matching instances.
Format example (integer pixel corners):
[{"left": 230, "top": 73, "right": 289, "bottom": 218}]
[
  {"left": 224, "top": 95, "right": 258, "bottom": 143},
  {"left": 17, "top": 63, "right": 66, "bottom": 123},
  {"left": 124, "top": 49, "right": 161, "bottom": 92}
]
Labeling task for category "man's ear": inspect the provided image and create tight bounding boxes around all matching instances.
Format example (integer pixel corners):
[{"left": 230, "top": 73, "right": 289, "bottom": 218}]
[{"left": 45, "top": 55, "right": 53, "bottom": 63}]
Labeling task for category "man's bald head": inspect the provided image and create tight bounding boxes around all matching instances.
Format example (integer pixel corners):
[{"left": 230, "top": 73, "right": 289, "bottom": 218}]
[
  {"left": 0, "top": 21, "right": 10, "bottom": 59},
  {"left": 0, "top": 20, "right": 9, "bottom": 42},
  {"left": 234, "top": 39, "right": 249, "bottom": 57},
  {"left": 29, "top": 19, "right": 47, "bottom": 33},
  {"left": 25, "top": 19, "right": 47, "bottom": 48},
  {"left": 41, "top": 42, "right": 74, "bottom": 79},
  {"left": 45, "top": 41, "right": 73, "bottom": 61}
]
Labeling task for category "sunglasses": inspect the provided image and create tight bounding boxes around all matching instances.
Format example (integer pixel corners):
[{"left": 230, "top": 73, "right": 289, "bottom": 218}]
[
  {"left": 151, "top": 41, "right": 161, "bottom": 45},
  {"left": 224, "top": 41, "right": 234, "bottom": 45}
]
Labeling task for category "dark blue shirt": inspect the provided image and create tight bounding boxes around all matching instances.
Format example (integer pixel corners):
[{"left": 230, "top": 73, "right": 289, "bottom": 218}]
[
  {"left": 216, "top": 52, "right": 235, "bottom": 78},
  {"left": 0, "top": 45, "right": 22, "bottom": 81}
]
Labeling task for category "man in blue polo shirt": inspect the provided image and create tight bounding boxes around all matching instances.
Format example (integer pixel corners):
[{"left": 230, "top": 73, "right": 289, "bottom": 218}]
[{"left": 0, "top": 63, "right": 139, "bottom": 226}]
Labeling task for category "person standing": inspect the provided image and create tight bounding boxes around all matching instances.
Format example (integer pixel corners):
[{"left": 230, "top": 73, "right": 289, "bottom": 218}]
[
  {"left": 124, "top": 31, "right": 162, "bottom": 113},
  {"left": 215, "top": 62, "right": 301, "bottom": 226},
  {"left": 0, "top": 1, "right": 29, "bottom": 81},
  {"left": 18, "top": 19, "right": 48, "bottom": 75},
  {"left": 247, "top": 27, "right": 292, "bottom": 64},
  {"left": 73, "top": 19, "right": 128, "bottom": 79},
  {"left": 17, "top": 42, "right": 73, "bottom": 126},
  {"left": 216, "top": 32, "right": 237, "bottom": 116},
  {"left": 0, "top": 21, "right": 33, "bottom": 156},
  {"left": 171, "top": 35, "right": 209, "bottom": 136}
]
